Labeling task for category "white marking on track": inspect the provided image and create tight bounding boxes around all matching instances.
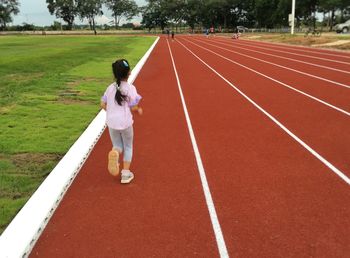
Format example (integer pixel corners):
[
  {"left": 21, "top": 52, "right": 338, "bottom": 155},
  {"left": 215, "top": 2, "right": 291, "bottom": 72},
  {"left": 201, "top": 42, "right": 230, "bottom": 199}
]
[
  {"left": 176, "top": 38, "right": 350, "bottom": 186},
  {"left": 189, "top": 37, "right": 350, "bottom": 90},
  {"left": 166, "top": 39, "right": 230, "bottom": 258},
  {"left": 220, "top": 36, "right": 350, "bottom": 60},
  {"left": 211, "top": 37, "right": 350, "bottom": 75},
  {"left": 181, "top": 38, "right": 350, "bottom": 117},
  {"left": 215, "top": 37, "right": 350, "bottom": 65}
]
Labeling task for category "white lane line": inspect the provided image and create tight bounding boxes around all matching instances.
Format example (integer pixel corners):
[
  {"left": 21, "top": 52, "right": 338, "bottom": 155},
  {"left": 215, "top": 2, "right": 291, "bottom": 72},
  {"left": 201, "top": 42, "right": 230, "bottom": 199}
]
[
  {"left": 235, "top": 38, "right": 350, "bottom": 60},
  {"left": 215, "top": 37, "right": 350, "bottom": 65},
  {"left": 166, "top": 39, "right": 229, "bottom": 258},
  {"left": 211, "top": 37, "right": 350, "bottom": 75},
  {"left": 176, "top": 38, "right": 350, "bottom": 186},
  {"left": 181, "top": 37, "right": 350, "bottom": 117},
  {"left": 189, "top": 37, "right": 350, "bottom": 90}
]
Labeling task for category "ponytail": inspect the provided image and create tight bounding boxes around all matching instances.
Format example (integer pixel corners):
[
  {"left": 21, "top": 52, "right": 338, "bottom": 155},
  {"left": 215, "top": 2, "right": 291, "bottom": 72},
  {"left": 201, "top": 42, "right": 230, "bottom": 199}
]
[{"left": 112, "top": 59, "right": 130, "bottom": 106}]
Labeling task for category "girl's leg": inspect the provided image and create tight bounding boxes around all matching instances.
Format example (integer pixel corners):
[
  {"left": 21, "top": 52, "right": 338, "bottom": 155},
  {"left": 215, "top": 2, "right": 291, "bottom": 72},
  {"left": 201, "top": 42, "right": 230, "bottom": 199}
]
[
  {"left": 108, "top": 127, "right": 123, "bottom": 176},
  {"left": 120, "top": 126, "right": 134, "bottom": 184},
  {"left": 120, "top": 126, "right": 134, "bottom": 170}
]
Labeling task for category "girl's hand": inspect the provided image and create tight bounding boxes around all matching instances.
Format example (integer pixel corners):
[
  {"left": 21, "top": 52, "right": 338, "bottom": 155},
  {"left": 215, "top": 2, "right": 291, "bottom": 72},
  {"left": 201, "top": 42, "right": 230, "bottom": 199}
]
[
  {"left": 131, "top": 105, "right": 143, "bottom": 115},
  {"left": 100, "top": 101, "right": 107, "bottom": 111}
]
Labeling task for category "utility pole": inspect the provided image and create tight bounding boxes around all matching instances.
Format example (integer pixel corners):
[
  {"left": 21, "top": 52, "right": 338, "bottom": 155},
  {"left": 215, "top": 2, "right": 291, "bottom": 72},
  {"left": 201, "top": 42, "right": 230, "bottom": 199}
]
[{"left": 291, "top": 0, "right": 296, "bottom": 34}]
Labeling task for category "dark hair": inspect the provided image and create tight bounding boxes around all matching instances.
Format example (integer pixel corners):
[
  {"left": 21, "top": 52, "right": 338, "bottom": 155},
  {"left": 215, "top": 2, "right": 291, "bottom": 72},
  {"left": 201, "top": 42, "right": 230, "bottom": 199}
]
[{"left": 112, "top": 59, "right": 130, "bottom": 105}]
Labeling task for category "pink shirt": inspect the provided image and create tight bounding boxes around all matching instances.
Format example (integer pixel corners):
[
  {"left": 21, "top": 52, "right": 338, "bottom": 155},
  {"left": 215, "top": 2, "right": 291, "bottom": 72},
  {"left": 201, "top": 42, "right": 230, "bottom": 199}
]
[{"left": 101, "top": 81, "right": 141, "bottom": 130}]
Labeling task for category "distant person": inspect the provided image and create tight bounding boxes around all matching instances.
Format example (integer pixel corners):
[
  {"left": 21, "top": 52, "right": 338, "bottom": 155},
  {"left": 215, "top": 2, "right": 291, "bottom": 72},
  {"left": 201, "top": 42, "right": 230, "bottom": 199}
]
[
  {"left": 166, "top": 28, "right": 170, "bottom": 38},
  {"left": 100, "top": 59, "right": 143, "bottom": 184},
  {"left": 205, "top": 28, "right": 209, "bottom": 38},
  {"left": 210, "top": 26, "right": 215, "bottom": 36},
  {"left": 232, "top": 27, "right": 240, "bottom": 39},
  {"left": 171, "top": 30, "right": 175, "bottom": 40}
]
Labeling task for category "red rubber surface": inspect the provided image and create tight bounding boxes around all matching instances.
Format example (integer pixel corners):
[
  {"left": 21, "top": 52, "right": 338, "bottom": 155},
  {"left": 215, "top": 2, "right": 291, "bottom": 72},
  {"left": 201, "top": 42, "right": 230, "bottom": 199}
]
[{"left": 31, "top": 36, "right": 350, "bottom": 257}]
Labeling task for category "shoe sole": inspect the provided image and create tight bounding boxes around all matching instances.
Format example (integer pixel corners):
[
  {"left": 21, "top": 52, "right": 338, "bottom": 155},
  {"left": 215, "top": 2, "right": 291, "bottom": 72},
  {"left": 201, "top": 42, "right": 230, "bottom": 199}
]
[
  {"left": 121, "top": 174, "right": 134, "bottom": 184},
  {"left": 108, "top": 150, "right": 119, "bottom": 176}
]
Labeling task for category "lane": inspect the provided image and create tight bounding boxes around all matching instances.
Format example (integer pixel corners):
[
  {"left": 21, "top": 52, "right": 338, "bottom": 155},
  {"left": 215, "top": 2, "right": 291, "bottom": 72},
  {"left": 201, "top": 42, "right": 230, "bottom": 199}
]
[
  {"left": 176, "top": 37, "right": 350, "bottom": 180},
  {"left": 169, "top": 37, "right": 350, "bottom": 257},
  {"left": 195, "top": 36, "right": 350, "bottom": 89},
  {"left": 184, "top": 36, "right": 350, "bottom": 113},
  {"left": 234, "top": 38, "right": 350, "bottom": 61},
  {"left": 212, "top": 37, "right": 350, "bottom": 84},
  {"left": 217, "top": 37, "right": 350, "bottom": 71},
  {"left": 30, "top": 38, "right": 221, "bottom": 257}
]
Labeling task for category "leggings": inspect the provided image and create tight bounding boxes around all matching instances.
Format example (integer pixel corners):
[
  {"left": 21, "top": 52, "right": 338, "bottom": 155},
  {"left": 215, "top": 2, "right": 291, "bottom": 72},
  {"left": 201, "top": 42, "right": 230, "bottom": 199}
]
[{"left": 108, "top": 126, "right": 133, "bottom": 162}]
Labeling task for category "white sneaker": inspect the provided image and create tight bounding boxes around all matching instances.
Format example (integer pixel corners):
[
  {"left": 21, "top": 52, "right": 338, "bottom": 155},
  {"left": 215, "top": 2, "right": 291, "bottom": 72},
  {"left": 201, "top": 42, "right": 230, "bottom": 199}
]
[{"left": 121, "top": 170, "right": 134, "bottom": 184}]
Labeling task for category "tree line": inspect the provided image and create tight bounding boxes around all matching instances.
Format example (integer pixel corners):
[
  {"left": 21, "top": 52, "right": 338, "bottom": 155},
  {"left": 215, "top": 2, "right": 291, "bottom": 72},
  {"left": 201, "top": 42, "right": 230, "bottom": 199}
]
[
  {"left": 142, "top": 0, "right": 350, "bottom": 31},
  {"left": 1, "top": 0, "right": 349, "bottom": 32}
]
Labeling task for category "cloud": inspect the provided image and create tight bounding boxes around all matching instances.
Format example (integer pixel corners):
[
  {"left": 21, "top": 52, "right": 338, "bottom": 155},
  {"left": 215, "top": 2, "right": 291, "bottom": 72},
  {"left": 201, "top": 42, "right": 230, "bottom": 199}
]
[
  {"left": 82, "top": 15, "right": 113, "bottom": 25},
  {"left": 95, "top": 15, "right": 114, "bottom": 25}
]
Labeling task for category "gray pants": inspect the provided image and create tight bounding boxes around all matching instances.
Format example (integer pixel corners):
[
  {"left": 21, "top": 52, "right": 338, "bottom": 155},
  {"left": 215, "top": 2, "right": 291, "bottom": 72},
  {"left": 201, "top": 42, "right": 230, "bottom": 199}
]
[{"left": 108, "top": 126, "right": 133, "bottom": 162}]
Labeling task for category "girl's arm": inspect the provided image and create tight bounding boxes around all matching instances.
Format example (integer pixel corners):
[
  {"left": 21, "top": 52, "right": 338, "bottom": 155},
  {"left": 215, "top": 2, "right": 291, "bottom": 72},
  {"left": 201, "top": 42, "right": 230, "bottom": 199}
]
[{"left": 100, "top": 101, "right": 107, "bottom": 110}]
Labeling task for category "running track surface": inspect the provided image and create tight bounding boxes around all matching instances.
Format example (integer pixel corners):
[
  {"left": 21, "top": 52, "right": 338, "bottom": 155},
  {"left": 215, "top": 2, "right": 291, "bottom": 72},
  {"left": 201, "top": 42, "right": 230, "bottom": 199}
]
[{"left": 31, "top": 36, "right": 350, "bottom": 257}]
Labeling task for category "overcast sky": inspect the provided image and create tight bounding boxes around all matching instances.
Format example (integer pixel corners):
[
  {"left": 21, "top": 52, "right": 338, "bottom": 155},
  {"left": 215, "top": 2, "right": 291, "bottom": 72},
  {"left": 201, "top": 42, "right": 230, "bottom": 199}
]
[{"left": 12, "top": 0, "right": 146, "bottom": 26}]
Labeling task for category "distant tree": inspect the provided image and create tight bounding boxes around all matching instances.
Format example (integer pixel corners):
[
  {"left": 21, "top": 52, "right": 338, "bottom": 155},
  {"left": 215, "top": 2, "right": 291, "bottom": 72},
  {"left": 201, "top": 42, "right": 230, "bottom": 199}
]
[
  {"left": 272, "top": 0, "right": 290, "bottom": 27},
  {"left": 296, "top": 0, "right": 320, "bottom": 28},
  {"left": 319, "top": 0, "right": 349, "bottom": 31},
  {"left": 46, "top": 0, "right": 77, "bottom": 30},
  {"left": 51, "top": 20, "right": 62, "bottom": 30},
  {"left": 163, "top": 0, "right": 186, "bottom": 26},
  {"left": 254, "top": 0, "right": 279, "bottom": 28},
  {"left": 182, "top": 0, "right": 203, "bottom": 30},
  {"left": 104, "top": 0, "right": 138, "bottom": 29},
  {"left": 21, "top": 22, "right": 35, "bottom": 31},
  {"left": 0, "top": 0, "right": 20, "bottom": 30},
  {"left": 141, "top": 0, "right": 168, "bottom": 31},
  {"left": 76, "top": 0, "right": 103, "bottom": 35}
]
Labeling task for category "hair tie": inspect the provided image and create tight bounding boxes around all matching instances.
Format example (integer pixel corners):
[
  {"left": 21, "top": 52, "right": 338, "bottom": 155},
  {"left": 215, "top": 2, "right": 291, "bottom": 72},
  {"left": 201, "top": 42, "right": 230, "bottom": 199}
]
[{"left": 122, "top": 60, "right": 129, "bottom": 67}]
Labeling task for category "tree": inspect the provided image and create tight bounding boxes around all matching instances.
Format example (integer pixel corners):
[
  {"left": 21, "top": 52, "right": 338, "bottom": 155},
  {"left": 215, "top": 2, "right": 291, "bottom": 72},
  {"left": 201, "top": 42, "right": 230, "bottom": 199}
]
[
  {"left": 319, "top": 0, "right": 349, "bottom": 31},
  {"left": 0, "top": 0, "right": 20, "bottom": 30},
  {"left": 182, "top": 0, "right": 204, "bottom": 30},
  {"left": 76, "top": 0, "right": 103, "bottom": 35},
  {"left": 141, "top": 0, "right": 168, "bottom": 31},
  {"left": 105, "top": 0, "right": 139, "bottom": 29},
  {"left": 296, "top": 0, "right": 320, "bottom": 28},
  {"left": 46, "top": 0, "right": 77, "bottom": 30}
]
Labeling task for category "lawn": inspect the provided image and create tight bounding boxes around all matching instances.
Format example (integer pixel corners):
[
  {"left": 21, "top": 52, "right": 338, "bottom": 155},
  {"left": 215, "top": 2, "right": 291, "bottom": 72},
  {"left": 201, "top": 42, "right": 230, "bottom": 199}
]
[{"left": 0, "top": 35, "right": 156, "bottom": 233}]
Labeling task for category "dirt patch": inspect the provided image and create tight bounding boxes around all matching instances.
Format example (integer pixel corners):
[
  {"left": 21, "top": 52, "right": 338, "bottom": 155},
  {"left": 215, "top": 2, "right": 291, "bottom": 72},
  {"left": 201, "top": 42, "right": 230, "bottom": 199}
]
[
  {"left": 57, "top": 97, "right": 92, "bottom": 105},
  {"left": 59, "top": 89, "right": 81, "bottom": 97},
  {"left": 3, "top": 72, "right": 44, "bottom": 82},
  {"left": 66, "top": 77, "right": 97, "bottom": 87},
  {"left": 11, "top": 153, "right": 62, "bottom": 168},
  {"left": 247, "top": 36, "right": 262, "bottom": 39},
  {"left": 334, "top": 42, "right": 350, "bottom": 50},
  {"left": 241, "top": 33, "right": 350, "bottom": 51},
  {"left": 312, "top": 40, "right": 350, "bottom": 46},
  {"left": 0, "top": 104, "right": 16, "bottom": 115}
]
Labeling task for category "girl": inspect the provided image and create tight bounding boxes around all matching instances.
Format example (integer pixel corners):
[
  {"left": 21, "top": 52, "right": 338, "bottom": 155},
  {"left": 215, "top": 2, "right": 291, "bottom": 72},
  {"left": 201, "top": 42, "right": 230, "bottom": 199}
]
[{"left": 100, "top": 59, "right": 142, "bottom": 184}]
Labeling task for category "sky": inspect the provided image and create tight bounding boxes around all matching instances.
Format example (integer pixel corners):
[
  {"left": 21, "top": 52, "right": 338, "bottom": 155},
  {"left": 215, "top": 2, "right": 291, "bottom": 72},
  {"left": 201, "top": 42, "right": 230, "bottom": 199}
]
[{"left": 12, "top": 0, "right": 146, "bottom": 26}]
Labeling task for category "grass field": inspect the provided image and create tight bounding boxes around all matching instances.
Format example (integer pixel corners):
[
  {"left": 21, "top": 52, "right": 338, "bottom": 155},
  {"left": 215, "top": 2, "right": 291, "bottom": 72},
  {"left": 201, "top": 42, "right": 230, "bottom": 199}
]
[{"left": 0, "top": 35, "right": 156, "bottom": 233}]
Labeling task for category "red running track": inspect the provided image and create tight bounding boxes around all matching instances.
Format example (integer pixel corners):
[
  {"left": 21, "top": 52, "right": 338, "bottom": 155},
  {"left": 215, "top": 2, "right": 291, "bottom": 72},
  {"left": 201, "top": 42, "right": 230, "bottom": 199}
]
[{"left": 31, "top": 36, "right": 350, "bottom": 257}]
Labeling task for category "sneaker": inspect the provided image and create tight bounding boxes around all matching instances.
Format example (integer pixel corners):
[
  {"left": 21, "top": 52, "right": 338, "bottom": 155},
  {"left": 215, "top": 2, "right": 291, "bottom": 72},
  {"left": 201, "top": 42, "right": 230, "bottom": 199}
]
[
  {"left": 108, "top": 150, "right": 119, "bottom": 176},
  {"left": 121, "top": 170, "right": 134, "bottom": 184}
]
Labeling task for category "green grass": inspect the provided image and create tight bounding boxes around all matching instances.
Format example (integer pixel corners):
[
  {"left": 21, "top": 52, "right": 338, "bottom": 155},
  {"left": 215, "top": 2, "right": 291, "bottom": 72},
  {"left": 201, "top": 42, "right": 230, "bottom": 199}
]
[{"left": 0, "top": 35, "right": 156, "bottom": 233}]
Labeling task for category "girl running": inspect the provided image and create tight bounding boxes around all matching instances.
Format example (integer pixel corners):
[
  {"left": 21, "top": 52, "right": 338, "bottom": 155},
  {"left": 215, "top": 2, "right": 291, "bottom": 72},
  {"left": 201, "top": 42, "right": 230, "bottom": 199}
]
[{"left": 100, "top": 59, "right": 142, "bottom": 184}]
